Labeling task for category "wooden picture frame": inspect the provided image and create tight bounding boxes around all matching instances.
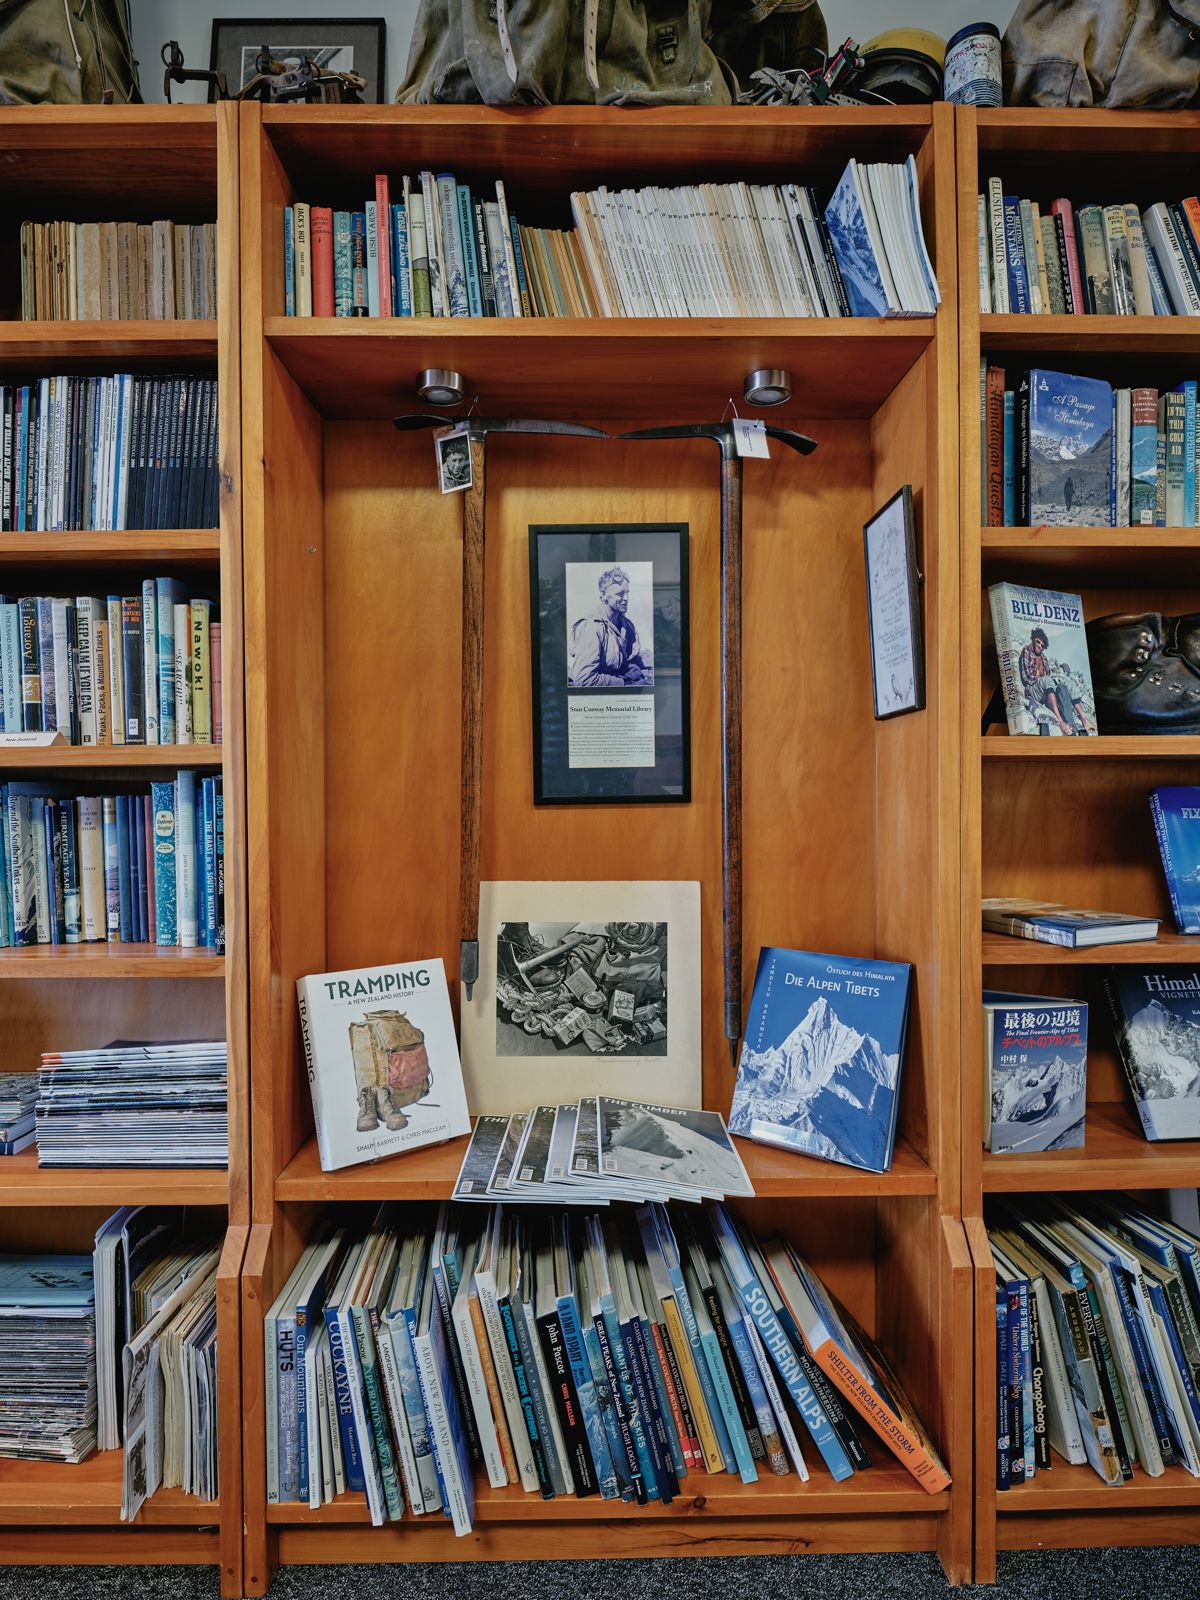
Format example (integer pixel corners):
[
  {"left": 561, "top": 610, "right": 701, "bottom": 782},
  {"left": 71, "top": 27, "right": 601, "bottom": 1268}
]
[
  {"left": 529, "top": 522, "right": 691, "bottom": 805},
  {"left": 209, "top": 17, "right": 386, "bottom": 102},
  {"left": 863, "top": 485, "right": 925, "bottom": 719}
]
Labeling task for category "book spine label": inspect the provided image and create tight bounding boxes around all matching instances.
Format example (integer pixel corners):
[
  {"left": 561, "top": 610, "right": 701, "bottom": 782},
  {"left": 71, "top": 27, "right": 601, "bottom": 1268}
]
[
  {"left": 1003, "top": 197, "right": 1030, "bottom": 313},
  {"left": 283, "top": 207, "right": 295, "bottom": 315},
  {"left": 393, "top": 207, "right": 412, "bottom": 317}
]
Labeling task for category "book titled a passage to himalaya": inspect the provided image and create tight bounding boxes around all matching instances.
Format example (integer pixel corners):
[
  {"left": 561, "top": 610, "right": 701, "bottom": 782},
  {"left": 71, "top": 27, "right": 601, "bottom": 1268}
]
[
  {"left": 1022, "top": 368, "right": 1113, "bottom": 528},
  {"left": 988, "top": 582, "right": 1097, "bottom": 737},
  {"left": 1150, "top": 787, "right": 1200, "bottom": 934},
  {"left": 983, "top": 897, "right": 1159, "bottom": 948},
  {"left": 729, "top": 947, "right": 912, "bottom": 1173},
  {"left": 296, "top": 959, "right": 470, "bottom": 1172},
  {"left": 1105, "top": 968, "right": 1200, "bottom": 1140}
]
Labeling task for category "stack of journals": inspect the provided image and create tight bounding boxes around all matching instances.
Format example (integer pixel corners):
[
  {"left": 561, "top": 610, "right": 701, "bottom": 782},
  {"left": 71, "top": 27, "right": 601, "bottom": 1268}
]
[
  {"left": 0, "top": 1252, "right": 96, "bottom": 1461},
  {"left": 0, "top": 374, "right": 219, "bottom": 533},
  {"left": 0, "top": 586, "right": 220, "bottom": 745},
  {"left": 0, "top": 1073, "right": 38, "bottom": 1154},
  {"left": 264, "top": 1201, "right": 949, "bottom": 1525},
  {"left": 282, "top": 157, "right": 938, "bottom": 321},
  {"left": 979, "top": 181, "right": 1200, "bottom": 316},
  {"left": 990, "top": 1198, "right": 1200, "bottom": 1488},
  {"left": 20, "top": 220, "right": 217, "bottom": 321},
  {"left": 36, "top": 1040, "right": 227, "bottom": 1168},
  {"left": 0, "top": 771, "right": 224, "bottom": 950}
]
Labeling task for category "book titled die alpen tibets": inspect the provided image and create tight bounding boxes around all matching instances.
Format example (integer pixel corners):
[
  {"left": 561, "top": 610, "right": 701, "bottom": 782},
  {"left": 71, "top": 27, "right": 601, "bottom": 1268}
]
[
  {"left": 729, "top": 947, "right": 912, "bottom": 1173},
  {"left": 296, "top": 959, "right": 470, "bottom": 1172}
]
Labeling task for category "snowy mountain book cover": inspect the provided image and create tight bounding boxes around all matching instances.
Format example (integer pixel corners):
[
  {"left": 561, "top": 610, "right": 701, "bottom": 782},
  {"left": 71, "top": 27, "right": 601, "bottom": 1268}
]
[
  {"left": 983, "top": 991, "right": 1087, "bottom": 1154},
  {"left": 988, "top": 582, "right": 1097, "bottom": 737},
  {"left": 729, "top": 948, "right": 912, "bottom": 1173},
  {"left": 1105, "top": 968, "right": 1200, "bottom": 1140},
  {"left": 1150, "top": 787, "right": 1200, "bottom": 934},
  {"left": 1025, "top": 368, "right": 1113, "bottom": 527},
  {"left": 823, "top": 160, "right": 891, "bottom": 317}
]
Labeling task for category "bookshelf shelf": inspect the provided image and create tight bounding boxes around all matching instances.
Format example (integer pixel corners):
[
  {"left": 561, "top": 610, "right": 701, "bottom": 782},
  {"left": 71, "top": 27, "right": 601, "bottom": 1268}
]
[
  {"left": 0, "top": 1149, "right": 228, "bottom": 1206},
  {"left": 996, "top": 1461, "right": 1200, "bottom": 1513},
  {"left": 0, "top": 321, "right": 217, "bottom": 366},
  {"left": 0, "top": 1455, "right": 219, "bottom": 1527},
  {"left": 981, "top": 932, "right": 1196, "bottom": 964},
  {"left": 979, "top": 314, "right": 1200, "bottom": 356},
  {"left": 0, "top": 942, "right": 223, "bottom": 977},
  {"left": 0, "top": 745, "right": 223, "bottom": 770},
  {"left": 979, "top": 527, "right": 1200, "bottom": 584},
  {"left": 274, "top": 1131, "right": 937, "bottom": 1202},
  {"left": 0, "top": 532, "right": 221, "bottom": 566},
  {"left": 263, "top": 317, "right": 936, "bottom": 422},
  {"left": 980, "top": 735, "right": 1200, "bottom": 759},
  {"left": 980, "top": 1101, "right": 1198, "bottom": 1193}
]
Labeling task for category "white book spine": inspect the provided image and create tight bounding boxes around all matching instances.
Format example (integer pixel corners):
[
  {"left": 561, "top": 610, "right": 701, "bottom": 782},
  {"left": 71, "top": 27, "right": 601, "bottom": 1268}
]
[
  {"left": 978, "top": 193, "right": 992, "bottom": 313},
  {"left": 75, "top": 597, "right": 94, "bottom": 744},
  {"left": 450, "top": 1293, "right": 508, "bottom": 1489},
  {"left": 175, "top": 769, "right": 197, "bottom": 947},
  {"left": 375, "top": 1313, "right": 424, "bottom": 1514},
  {"left": 1144, "top": 205, "right": 1200, "bottom": 315},
  {"left": 474, "top": 1269, "right": 538, "bottom": 1492},
  {"left": 50, "top": 598, "right": 72, "bottom": 735},
  {"left": 264, "top": 1312, "right": 280, "bottom": 1503},
  {"left": 1124, "top": 204, "right": 1155, "bottom": 316},
  {"left": 305, "top": 1338, "right": 323, "bottom": 1508},
  {"left": 76, "top": 795, "right": 104, "bottom": 940},
  {"left": 173, "top": 602, "right": 193, "bottom": 743},
  {"left": 745, "top": 1315, "right": 808, "bottom": 1479},
  {"left": 141, "top": 578, "right": 158, "bottom": 744},
  {"left": 412, "top": 1332, "right": 471, "bottom": 1536},
  {"left": 106, "top": 594, "right": 125, "bottom": 746},
  {"left": 988, "top": 176, "right": 1010, "bottom": 314},
  {"left": 318, "top": 1337, "right": 341, "bottom": 1500}
]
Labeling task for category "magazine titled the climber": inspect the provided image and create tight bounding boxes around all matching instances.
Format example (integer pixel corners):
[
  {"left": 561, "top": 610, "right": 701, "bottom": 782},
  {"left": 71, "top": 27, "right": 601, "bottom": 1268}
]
[
  {"left": 297, "top": 958, "right": 471, "bottom": 1172},
  {"left": 728, "top": 947, "right": 913, "bottom": 1174}
]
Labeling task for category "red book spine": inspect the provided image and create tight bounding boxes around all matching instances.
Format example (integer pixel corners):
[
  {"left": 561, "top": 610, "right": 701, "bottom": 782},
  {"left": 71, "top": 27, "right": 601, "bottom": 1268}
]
[
  {"left": 210, "top": 621, "right": 222, "bottom": 745},
  {"left": 311, "top": 207, "right": 334, "bottom": 317},
  {"left": 986, "top": 364, "right": 1006, "bottom": 526},
  {"left": 1051, "top": 199, "right": 1084, "bottom": 316},
  {"left": 375, "top": 174, "right": 393, "bottom": 318}
]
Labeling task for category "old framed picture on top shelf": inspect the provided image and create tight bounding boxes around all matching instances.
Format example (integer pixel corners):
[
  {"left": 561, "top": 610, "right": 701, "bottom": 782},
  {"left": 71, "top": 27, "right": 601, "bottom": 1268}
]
[
  {"left": 209, "top": 16, "right": 386, "bottom": 101},
  {"left": 529, "top": 523, "right": 690, "bottom": 804},
  {"left": 863, "top": 486, "right": 924, "bottom": 719}
]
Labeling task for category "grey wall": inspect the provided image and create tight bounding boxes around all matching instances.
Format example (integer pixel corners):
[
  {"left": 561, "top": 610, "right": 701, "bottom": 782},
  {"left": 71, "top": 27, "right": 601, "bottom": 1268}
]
[{"left": 133, "top": 0, "right": 1014, "bottom": 104}]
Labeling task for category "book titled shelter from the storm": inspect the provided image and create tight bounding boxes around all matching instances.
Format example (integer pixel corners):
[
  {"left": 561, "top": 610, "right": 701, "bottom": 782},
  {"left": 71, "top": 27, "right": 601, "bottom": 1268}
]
[{"left": 729, "top": 948, "right": 912, "bottom": 1173}]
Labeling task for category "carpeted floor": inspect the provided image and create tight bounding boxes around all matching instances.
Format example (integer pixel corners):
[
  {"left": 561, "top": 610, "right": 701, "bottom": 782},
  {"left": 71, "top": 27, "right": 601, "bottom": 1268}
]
[{"left": 1, "top": 1551, "right": 1197, "bottom": 1600}]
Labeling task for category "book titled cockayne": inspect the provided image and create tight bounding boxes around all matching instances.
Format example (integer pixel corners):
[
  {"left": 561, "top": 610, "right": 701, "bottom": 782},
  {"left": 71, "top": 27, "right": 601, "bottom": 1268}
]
[
  {"left": 296, "top": 959, "right": 470, "bottom": 1172},
  {"left": 729, "top": 947, "right": 912, "bottom": 1173}
]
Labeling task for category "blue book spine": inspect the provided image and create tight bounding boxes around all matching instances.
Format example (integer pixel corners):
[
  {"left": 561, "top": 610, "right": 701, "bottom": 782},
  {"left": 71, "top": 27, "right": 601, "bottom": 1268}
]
[
  {"left": 58, "top": 798, "right": 79, "bottom": 944},
  {"left": 1016, "top": 1277, "right": 1035, "bottom": 1480},
  {"left": 392, "top": 205, "right": 412, "bottom": 317},
  {"left": 42, "top": 802, "right": 62, "bottom": 944},
  {"left": 102, "top": 796, "right": 120, "bottom": 940},
  {"left": 509, "top": 216, "right": 530, "bottom": 313},
  {"left": 499, "top": 1298, "right": 550, "bottom": 1496},
  {"left": 557, "top": 1293, "right": 619, "bottom": 1498},
  {"left": 196, "top": 777, "right": 207, "bottom": 946},
  {"left": 203, "top": 778, "right": 218, "bottom": 947},
  {"left": 284, "top": 207, "right": 295, "bottom": 316},
  {"left": 323, "top": 1305, "right": 365, "bottom": 1492},
  {"left": 701, "top": 1324, "right": 757, "bottom": 1483},
  {"left": 1003, "top": 197, "right": 1031, "bottom": 313},
  {"left": 214, "top": 780, "right": 224, "bottom": 954},
  {"left": 150, "top": 779, "right": 176, "bottom": 945},
  {"left": 1109, "top": 1261, "right": 1176, "bottom": 1463},
  {"left": 276, "top": 1315, "right": 297, "bottom": 1502},
  {"left": 1002, "top": 391, "right": 1016, "bottom": 525},
  {"left": 0, "top": 786, "right": 11, "bottom": 946},
  {"left": 0, "top": 604, "right": 20, "bottom": 732},
  {"left": 296, "top": 1311, "right": 311, "bottom": 1503},
  {"left": 115, "top": 793, "right": 131, "bottom": 942},
  {"left": 621, "top": 1314, "right": 675, "bottom": 1501},
  {"left": 456, "top": 185, "right": 483, "bottom": 317},
  {"left": 155, "top": 578, "right": 181, "bottom": 742},
  {"left": 1184, "top": 382, "right": 1198, "bottom": 528},
  {"left": 639, "top": 1314, "right": 686, "bottom": 1480},
  {"left": 995, "top": 1285, "right": 1010, "bottom": 1491},
  {"left": 594, "top": 1306, "right": 649, "bottom": 1502},
  {"left": 332, "top": 211, "right": 353, "bottom": 318},
  {"left": 128, "top": 793, "right": 142, "bottom": 944},
  {"left": 581, "top": 1316, "right": 635, "bottom": 1500}
]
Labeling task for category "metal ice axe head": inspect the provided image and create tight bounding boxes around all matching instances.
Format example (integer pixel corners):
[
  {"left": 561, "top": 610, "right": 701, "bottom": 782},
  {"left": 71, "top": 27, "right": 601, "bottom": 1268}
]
[
  {"left": 617, "top": 421, "right": 817, "bottom": 458},
  {"left": 393, "top": 413, "right": 610, "bottom": 444}
]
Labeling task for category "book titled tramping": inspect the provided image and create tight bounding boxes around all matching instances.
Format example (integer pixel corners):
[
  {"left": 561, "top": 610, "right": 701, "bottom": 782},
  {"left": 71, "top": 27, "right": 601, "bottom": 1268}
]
[
  {"left": 988, "top": 582, "right": 1097, "bottom": 737},
  {"left": 296, "top": 959, "right": 470, "bottom": 1172},
  {"left": 983, "top": 991, "right": 1087, "bottom": 1154},
  {"left": 729, "top": 947, "right": 912, "bottom": 1173},
  {"left": 1150, "top": 786, "right": 1200, "bottom": 934},
  {"left": 1105, "top": 968, "right": 1200, "bottom": 1140},
  {"left": 983, "top": 897, "right": 1159, "bottom": 949}
]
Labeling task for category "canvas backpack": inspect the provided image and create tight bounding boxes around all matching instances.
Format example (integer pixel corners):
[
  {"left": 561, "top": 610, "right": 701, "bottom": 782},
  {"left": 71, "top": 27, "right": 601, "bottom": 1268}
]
[
  {"left": 0, "top": 0, "right": 141, "bottom": 104},
  {"left": 1003, "top": 0, "right": 1200, "bottom": 108},
  {"left": 397, "top": 0, "right": 825, "bottom": 105}
]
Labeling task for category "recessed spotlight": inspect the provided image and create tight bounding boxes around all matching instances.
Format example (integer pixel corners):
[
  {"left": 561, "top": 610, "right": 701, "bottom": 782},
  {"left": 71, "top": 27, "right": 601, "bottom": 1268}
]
[
  {"left": 743, "top": 368, "right": 793, "bottom": 407},
  {"left": 416, "top": 368, "right": 465, "bottom": 406}
]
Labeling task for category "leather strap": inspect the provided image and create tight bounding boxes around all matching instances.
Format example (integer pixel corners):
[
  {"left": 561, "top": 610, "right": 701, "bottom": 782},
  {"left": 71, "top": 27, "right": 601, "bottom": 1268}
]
[{"left": 584, "top": 0, "right": 600, "bottom": 91}]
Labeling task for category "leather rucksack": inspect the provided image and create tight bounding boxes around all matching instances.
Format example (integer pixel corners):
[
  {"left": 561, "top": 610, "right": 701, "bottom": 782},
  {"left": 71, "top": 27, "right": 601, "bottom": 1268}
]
[
  {"left": 0, "top": 0, "right": 141, "bottom": 103},
  {"left": 1003, "top": 0, "right": 1200, "bottom": 108}
]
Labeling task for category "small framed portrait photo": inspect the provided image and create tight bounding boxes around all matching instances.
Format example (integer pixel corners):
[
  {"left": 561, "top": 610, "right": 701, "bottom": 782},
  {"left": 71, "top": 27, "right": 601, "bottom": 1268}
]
[
  {"left": 209, "top": 17, "right": 387, "bottom": 102},
  {"left": 435, "top": 428, "right": 473, "bottom": 494},
  {"left": 863, "top": 485, "right": 925, "bottom": 720}
]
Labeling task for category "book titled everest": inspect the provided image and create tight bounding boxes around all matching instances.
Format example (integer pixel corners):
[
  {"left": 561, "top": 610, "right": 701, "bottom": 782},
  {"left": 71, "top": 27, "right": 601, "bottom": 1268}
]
[
  {"left": 1151, "top": 786, "right": 1200, "bottom": 934},
  {"left": 988, "top": 582, "right": 1097, "bottom": 738},
  {"left": 296, "top": 959, "right": 470, "bottom": 1172},
  {"left": 1105, "top": 968, "right": 1200, "bottom": 1140},
  {"left": 983, "top": 897, "right": 1159, "bottom": 948},
  {"left": 983, "top": 991, "right": 1087, "bottom": 1154},
  {"left": 729, "top": 947, "right": 912, "bottom": 1173},
  {"left": 1022, "top": 369, "right": 1113, "bottom": 528}
]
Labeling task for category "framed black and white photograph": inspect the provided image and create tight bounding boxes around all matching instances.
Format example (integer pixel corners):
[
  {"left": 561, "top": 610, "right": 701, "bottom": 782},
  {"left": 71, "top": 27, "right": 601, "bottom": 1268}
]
[
  {"left": 459, "top": 880, "right": 702, "bottom": 1113},
  {"left": 530, "top": 523, "right": 690, "bottom": 804},
  {"left": 209, "top": 18, "right": 386, "bottom": 102},
  {"left": 863, "top": 486, "right": 925, "bottom": 719},
  {"left": 435, "top": 428, "right": 472, "bottom": 494}
]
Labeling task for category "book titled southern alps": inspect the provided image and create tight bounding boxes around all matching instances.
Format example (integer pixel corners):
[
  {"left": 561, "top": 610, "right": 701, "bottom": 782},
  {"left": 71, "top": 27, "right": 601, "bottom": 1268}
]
[
  {"left": 983, "top": 991, "right": 1087, "bottom": 1154},
  {"left": 1105, "top": 968, "right": 1200, "bottom": 1140},
  {"left": 296, "top": 959, "right": 470, "bottom": 1172},
  {"left": 1151, "top": 786, "right": 1200, "bottom": 934},
  {"left": 729, "top": 948, "right": 912, "bottom": 1173},
  {"left": 1023, "top": 369, "right": 1112, "bottom": 528}
]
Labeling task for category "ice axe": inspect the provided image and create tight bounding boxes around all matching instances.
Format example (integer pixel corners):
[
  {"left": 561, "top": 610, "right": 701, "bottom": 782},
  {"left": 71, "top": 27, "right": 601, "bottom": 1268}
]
[
  {"left": 393, "top": 412, "right": 609, "bottom": 998},
  {"left": 618, "top": 421, "right": 817, "bottom": 1066}
]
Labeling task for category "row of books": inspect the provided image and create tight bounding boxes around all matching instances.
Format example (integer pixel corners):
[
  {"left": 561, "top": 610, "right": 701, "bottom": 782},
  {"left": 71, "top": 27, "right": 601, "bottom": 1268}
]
[
  {"left": 990, "top": 1198, "right": 1200, "bottom": 1487},
  {"left": 979, "top": 182, "right": 1200, "bottom": 317},
  {"left": 980, "top": 365, "right": 1200, "bottom": 528},
  {"left": 0, "top": 1073, "right": 35, "bottom": 1153},
  {"left": 0, "top": 374, "right": 220, "bottom": 533},
  {"left": 20, "top": 220, "right": 218, "bottom": 323},
  {"left": 35, "top": 1040, "right": 227, "bottom": 1169},
  {"left": 0, "top": 587, "right": 220, "bottom": 746},
  {"left": 282, "top": 157, "right": 939, "bottom": 321},
  {"left": 0, "top": 773, "right": 225, "bottom": 950},
  {"left": 265, "top": 1200, "right": 948, "bottom": 1526}
]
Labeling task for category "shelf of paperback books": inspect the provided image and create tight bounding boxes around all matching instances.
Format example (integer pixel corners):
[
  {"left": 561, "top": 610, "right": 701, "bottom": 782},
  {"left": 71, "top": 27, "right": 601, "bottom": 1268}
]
[
  {"left": 0, "top": 1148, "right": 227, "bottom": 1205},
  {"left": 274, "top": 1131, "right": 938, "bottom": 1202},
  {"left": 0, "top": 943, "right": 223, "bottom": 977},
  {"left": 0, "top": 532, "right": 222, "bottom": 566},
  {"left": 980, "top": 1102, "right": 1200, "bottom": 1194}
]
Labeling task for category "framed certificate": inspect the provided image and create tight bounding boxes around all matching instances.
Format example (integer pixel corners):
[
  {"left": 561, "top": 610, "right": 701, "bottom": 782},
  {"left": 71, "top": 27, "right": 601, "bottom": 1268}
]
[
  {"left": 529, "top": 523, "right": 691, "bottom": 804},
  {"left": 863, "top": 486, "right": 925, "bottom": 720}
]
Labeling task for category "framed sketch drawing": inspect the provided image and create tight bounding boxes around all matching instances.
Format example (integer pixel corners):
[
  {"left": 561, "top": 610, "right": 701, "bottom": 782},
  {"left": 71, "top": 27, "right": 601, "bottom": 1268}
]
[
  {"left": 529, "top": 523, "right": 690, "bottom": 804},
  {"left": 863, "top": 486, "right": 925, "bottom": 719},
  {"left": 209, "top": 18, "right": 386, "bottom": 101},
  {"left": 459, "top": 880, "right": 702, "bottom": 1114}
]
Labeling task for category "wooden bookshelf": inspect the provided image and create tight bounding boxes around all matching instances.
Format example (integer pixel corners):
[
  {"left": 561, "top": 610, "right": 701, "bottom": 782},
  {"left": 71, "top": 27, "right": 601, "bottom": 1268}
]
[
  {"left": 0, "top": 104, "right": 247, "bottom": 1596},
  {"left": 958, "top": 106, "right": 1200, "bottom": 1581},
  {"left": 239, "top": 100, "right": 970, "bottom": 1590}
]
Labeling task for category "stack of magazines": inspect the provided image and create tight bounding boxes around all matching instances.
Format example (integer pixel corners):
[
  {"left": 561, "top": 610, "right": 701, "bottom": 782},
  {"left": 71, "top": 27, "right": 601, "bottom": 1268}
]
[
  {"left": 264, "top": 1200, "right": 949, "bottom": 1525},
  {"left": 0, "top": 1253, "right": 96, "bottom": 1461},
  {"left": 453, "top": 1098, "right": 753, "bottom": 1206},
  {"left": 36, "top": 1040, "right": 228, "bottom": 1167},
  {"left": 0, "top": 1073, "right": 38, "bottom": 1154}
]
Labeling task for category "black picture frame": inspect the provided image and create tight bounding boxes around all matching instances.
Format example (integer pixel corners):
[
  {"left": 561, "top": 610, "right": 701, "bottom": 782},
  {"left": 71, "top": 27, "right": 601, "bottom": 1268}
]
[
  {"left": 209, "top": 17, "right": 386, "bottom": 102},
  {"left": 529, "top": 523, "right": 691, "bottom": 806},
  {"left": 863, "top": 485, "right": 926, "bottom": 720}
]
